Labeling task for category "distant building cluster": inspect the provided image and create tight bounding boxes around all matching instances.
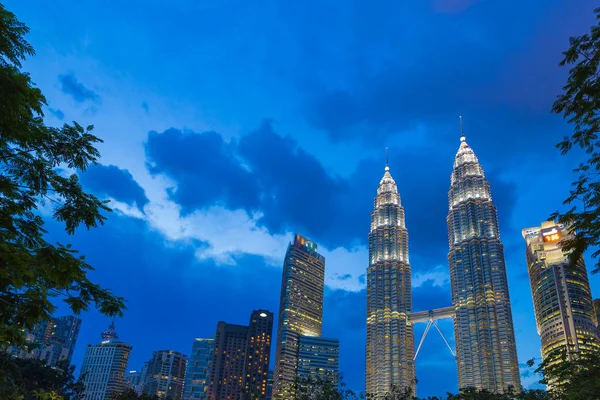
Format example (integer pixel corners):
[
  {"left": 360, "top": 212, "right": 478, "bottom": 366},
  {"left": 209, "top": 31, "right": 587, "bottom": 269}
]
[
  {"left": 5, "top": 315, "right": 81, "bottom": 367},
  {"left": 6, "top": 131, "right": 600, "bottom": 400}
]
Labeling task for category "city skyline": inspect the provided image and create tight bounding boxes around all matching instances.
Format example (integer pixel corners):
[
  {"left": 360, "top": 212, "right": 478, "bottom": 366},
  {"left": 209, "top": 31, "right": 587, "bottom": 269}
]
[{"left": 7, "top": 0, "right": 600, "bottom": 397}]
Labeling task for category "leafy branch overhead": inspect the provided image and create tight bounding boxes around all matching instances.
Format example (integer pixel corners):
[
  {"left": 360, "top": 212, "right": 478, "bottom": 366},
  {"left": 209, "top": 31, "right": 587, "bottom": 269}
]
[
  {"left": 0, "top": 3, "right": 125, "bottom": 347},
  {"left": 552, "top": 7, "right": 600, "bottom": 273}
]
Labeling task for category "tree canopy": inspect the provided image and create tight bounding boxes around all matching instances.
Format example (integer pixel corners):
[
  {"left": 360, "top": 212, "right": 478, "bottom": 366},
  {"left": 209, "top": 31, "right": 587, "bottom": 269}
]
[
  {"left": 551, "top": 7, "right": 600, "bottom": 273},
  {"left": 0, "top": 3, "right": 125, "bottom": 347},
  {"left": 0, "top": 351, "right": 85, "bottom": 400}
]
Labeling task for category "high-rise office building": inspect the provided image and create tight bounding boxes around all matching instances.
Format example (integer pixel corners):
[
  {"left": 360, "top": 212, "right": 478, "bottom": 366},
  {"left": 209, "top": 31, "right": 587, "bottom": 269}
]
[
  {"left": 273, "top": 234, "right": 325, "bottom": 399},
  {"left": 595, "top": 299, "right": 600, "bottom": 335},
  {"left": 242, "top": 310, "right": 274, "bottom": 400},
  {"left": 366, "top": 161, "right": 415, "bottom": 397},
  {"left": 79, "top": 321, "right": 132, "bottom": 400},
  {"left": 6, "top": 315, "right": 81, "bottom": 367},
  {"left": 207, "top": 322, "right": 248, "bottom": 400},
  {"left": 522, "top": 222, "right": 600, "bottom": 363},
  {"left": 447, "top": 134, "right": 520, "bottom": 391},
  {"left": 297, "top": 336, "right": 339, "bottom": 387},
  {"left": 208, "top": 310, "right": 274, "bottom": 400},
  {"left": 183, "top": 338, "right": 214, "bottom": 400},
  {"left": 266, "top": 371, "right": 273, "bottom": 400},
  {"left": 125, "top": 370, "right": 144, "bottom": 394},
  {"left": 142, "top": 350, "right": 187, "bottom": 400}
]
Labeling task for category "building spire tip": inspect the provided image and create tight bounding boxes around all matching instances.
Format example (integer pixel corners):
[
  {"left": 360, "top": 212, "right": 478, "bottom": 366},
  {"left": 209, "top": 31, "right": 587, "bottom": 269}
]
[
  {"left": 459, "top": 116, "right": 466, "bottom": 142},
  {"left": 385, "top": 147, "right": 389, "bottom": 171}
]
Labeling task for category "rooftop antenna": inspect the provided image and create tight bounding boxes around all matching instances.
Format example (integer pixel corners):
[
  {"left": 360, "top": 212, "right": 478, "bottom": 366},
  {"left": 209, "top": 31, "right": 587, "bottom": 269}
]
[
  {"left": 385, "top": 147, "right": 389, "bottom": 171},
  {"left": 459, "top": 116, "right": 466, "bottom": 142}
]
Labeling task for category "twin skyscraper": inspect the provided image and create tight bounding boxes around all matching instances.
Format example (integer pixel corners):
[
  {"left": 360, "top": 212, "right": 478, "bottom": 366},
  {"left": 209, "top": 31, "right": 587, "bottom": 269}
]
[{"left": 366, "top": 132, "right": 521, "bottom": 397}]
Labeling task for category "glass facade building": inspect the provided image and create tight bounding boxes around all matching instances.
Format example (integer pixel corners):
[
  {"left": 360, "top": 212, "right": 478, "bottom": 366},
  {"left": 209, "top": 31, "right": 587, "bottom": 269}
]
[
  {"left": 595, "top": 299, "right": 600, "bottom": 335},
  {"left": 522, "top": 222, "right": 600, "bottom": 364},
  {"left": 6, "top": 315, "right": 81, "bottom": 367},
  {"left": 79, "top": 322, "right": 132, "bottom": 400},
  {"left": 125, "top": 370, "right": 144, "bottom": 394},
  {"left": 183, "top": 338, "right": 214, "bottom": 400},
  {"left": 273, "top": 234, "right": 325, "bottom": 399},
  {"left": 366, "top": 163, "right": 415, "bottom": 397},
  {"left": 447, "top": 136, "right": 520, "bottom": 391},
  {"left": 142, "top": 350, "right": 188, "bottom": 400},
  {"left": 297, "top": 336, "right": 339, "bottom": 387}
]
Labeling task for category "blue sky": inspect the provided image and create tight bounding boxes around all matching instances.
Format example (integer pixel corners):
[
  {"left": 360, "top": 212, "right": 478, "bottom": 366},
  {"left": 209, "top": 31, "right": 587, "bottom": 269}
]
[{"left": 8, "top": 0, "right": 600, "bottom": 397}]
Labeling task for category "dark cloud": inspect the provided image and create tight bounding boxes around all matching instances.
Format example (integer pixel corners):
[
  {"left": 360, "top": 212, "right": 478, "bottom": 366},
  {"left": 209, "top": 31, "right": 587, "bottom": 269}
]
[
  {"left": 237, "top": 122, "right": 361, "bottom": 242},
  {"left": 80, "top": 164, "right": 149, "bottom": 210},
  {"left": 58, "top": 73, "right": 100, "bottom": 103},
  {"left": 144, "top": 123, "right": 518, "bottom": 270},
  {"left": 334, "top": 273, "right": 352, "bottom": 281},
  {"left": 145, "top": 128, "right": 260, "bottom": 213},
  {"left": 48, "top": 107, "right": 64, "bottom": 120}
]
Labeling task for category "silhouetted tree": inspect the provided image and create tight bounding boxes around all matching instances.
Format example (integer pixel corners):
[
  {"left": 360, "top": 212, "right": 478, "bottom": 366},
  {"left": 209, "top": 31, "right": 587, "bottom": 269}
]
[
  {"left": 551, "top": 7, "right": 600, "bottom": 273},
  {"left": 0, "top": 3, "right": 125, "bottom": 347},
  {"left": 112, "top": 389, "right": 160, "bottom": 400},
  {"left": 532, "top": 343, "right": 600, "bottom": 399},
  {"left": 0, "top": 351, "right": 85, "bottom": 399}
]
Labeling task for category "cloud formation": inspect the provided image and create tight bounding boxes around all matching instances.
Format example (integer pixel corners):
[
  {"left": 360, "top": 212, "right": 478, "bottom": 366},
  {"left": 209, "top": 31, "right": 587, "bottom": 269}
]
[
  {"left": 80, "top": 164, "right": 149, "bottom": 210},
  {"left": 58, "top": 72, "right": 100, "bottom": 103}
]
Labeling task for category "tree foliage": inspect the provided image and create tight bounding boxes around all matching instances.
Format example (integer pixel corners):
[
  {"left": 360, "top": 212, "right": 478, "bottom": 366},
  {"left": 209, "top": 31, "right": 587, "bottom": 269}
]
[
  {"left": 0, "top": 3, "right": 125, "bottom": 346},
  {"left": 294, "top": 372, "right": 363, "bottom": 400},
  {"left": 0, "top": 351, "right": 85, "bottom": 400},
  {"left": 551, "top": 7, "right": 600, "bottom": 273},
  {"left": 532, "top": 343, "right": 600, "bottom": 400},
  {"left": 111, "top": 389, "right": 159, "bottom": 400}
]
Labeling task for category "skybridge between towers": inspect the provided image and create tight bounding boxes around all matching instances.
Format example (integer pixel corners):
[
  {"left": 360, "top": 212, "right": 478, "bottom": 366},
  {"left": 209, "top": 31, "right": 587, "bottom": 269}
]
[{"left": 409, "top": 306, "right": 456, "bottom": 360}]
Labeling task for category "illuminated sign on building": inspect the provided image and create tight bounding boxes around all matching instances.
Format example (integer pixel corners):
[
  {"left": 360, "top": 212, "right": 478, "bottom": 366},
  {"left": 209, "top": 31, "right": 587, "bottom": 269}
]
[
  {"left": 295, "top": 234, "right": 318, "bottom": 252},
  {"left": 541, "top": 227, "right": 561, "bottom": 242}
]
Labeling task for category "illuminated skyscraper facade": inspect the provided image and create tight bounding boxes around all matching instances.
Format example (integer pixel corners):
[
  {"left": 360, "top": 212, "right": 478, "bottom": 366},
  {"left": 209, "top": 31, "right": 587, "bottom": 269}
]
[
  {"left": 366, "top": 163, "right": 415, "bottom": 397},
  {"left": 207, "top": 322, "right": 248, "bottom": 400},
  {"left": 79, "top": 322, "right": 132, "bottom": 400},
  {"left": 208, "top": 310, "right": 273, "bottom": 400},
  {"left": 297, "top": 336, "right": 339, "bottom": 386},
  {"left": 273, "top": 234, "right": 325, "bottom": 399},
  {"left": 447, "top": 135, "right": 520, "bottom": 391},
  {"left": 595, "top": 299, "right": 600, "bottom": 335},
  {"left": 242, "top": 310, "right": 274, "bottom": 400},
  {"left": 6, "top": 315, "right": 81, "bottom": 367},
  {"left": 522, "top": 222, "right": 600, "bottom": 362},
  {"left": 142, "top": 350, "right": 187, "bottom": 400},
  {"left": 183, "top": 338, "right": 214, "bottom": 400}
]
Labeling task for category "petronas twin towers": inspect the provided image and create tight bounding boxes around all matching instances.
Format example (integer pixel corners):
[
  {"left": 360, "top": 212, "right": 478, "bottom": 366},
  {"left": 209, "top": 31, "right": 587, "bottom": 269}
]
[{"left": 366, "top": 129, "right": 521, "bottom": 397}]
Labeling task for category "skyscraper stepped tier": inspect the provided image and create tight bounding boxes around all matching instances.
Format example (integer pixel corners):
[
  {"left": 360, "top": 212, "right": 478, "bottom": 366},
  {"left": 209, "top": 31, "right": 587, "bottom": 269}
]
[
  {"left": 447, "top": 133, "right": 521, "bottom": 391},
  {"left": 366, "top": 160, "right": 415, "bottom": 397}
]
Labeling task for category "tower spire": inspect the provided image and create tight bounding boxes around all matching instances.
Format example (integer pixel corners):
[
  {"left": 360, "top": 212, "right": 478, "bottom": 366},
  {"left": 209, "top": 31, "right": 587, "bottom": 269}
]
[
  {"left": 459, "top": 116, "right": 466, "bottom": 142},
  {"left": 385, "top": 147, "right": 389, "bottom": 171}
]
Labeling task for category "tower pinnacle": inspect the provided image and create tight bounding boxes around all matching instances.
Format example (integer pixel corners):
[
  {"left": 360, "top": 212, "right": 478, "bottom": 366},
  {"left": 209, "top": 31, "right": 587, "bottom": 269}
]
[
  {"left": 459, "top": 116, "right": 466, "bottom": 142},
  {"left": 385, "top": 147, "right": 389, "bottom": 171}
]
